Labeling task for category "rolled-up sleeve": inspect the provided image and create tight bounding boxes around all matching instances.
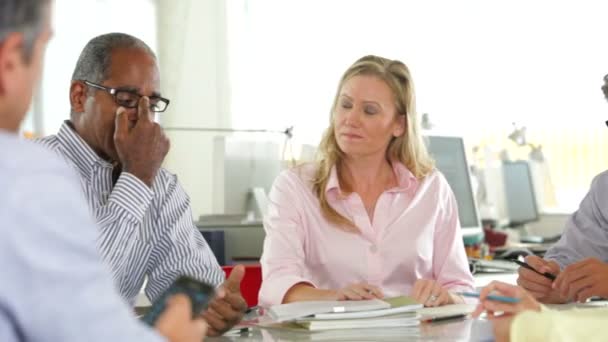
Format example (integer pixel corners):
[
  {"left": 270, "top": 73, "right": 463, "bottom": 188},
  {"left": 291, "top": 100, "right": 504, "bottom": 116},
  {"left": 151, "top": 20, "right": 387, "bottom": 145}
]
[
  {"left": 544, "top": 171, "right": 608, "bottom": 268},
  {"left": 259, "top": 171, "right": 317, "bottom": 307},
  {"left": 432, "top": 177, "right": 475, "bottom": 293}
]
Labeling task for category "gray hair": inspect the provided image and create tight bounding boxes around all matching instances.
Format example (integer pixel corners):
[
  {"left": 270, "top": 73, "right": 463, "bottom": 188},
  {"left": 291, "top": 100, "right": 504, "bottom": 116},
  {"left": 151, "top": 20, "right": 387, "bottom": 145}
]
[
  {"left": 0, "top": 0, "right": 49, "bottom": 61},
  {"left": 71, "top": 32, "right": 156, "bottom": 84}
]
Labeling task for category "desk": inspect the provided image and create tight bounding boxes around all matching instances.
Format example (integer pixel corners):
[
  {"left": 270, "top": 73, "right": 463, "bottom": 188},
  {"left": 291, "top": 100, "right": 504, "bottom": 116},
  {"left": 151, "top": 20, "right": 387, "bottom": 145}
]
[
  {"left": 474, "top": 272, "right": 518, "bottom": 288},
  {"left": 208, "top": 318, "right": 495, "bottom": 341}
]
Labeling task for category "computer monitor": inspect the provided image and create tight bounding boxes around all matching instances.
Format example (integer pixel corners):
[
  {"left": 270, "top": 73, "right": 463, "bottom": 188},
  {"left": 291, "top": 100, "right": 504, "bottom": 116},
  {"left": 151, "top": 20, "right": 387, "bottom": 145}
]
[
  {"left": 502, "top": 161, "right": 539, "bottom": 226},
  {"left": 212, "top": 136, "right": 282, "bottom": 218},
  {"left": 425, "top": 135, "right": 482, "bottom": 237}
]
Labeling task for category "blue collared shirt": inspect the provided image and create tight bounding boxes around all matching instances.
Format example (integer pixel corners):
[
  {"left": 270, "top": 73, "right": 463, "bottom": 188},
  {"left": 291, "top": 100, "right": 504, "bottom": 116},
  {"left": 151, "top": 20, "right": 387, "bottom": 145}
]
[
  {"left": 545, "top": 170, "right": 608, "bottom": 268},
  {"left": 0, "top": 131, "right": 164, "bottom": 342},
  {"left": 37, "top": 122, "right": 224, "bottom": 304}
]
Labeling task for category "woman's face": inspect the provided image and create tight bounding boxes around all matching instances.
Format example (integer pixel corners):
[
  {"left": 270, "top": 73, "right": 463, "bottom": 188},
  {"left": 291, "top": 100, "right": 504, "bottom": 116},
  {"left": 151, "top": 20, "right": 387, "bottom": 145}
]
[{"left": 334, "top": 75, "right": 405, "bottom": 160}]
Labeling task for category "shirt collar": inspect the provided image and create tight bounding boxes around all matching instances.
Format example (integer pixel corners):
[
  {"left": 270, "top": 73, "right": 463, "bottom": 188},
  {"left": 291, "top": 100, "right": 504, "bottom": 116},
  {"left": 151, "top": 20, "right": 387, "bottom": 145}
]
[
  {"left": 388, "top": 162, "right": 419, "bottom": 194},
  {"left": 56, "top": 120, "right": 112, "bottom": 182},
  {"left": 325, "top": 161, "right": 419, "bottom": 197}
]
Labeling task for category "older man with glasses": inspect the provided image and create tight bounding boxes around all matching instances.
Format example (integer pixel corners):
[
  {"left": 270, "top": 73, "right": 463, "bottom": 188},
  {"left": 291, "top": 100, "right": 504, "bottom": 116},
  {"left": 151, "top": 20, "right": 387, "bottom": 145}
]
[{"left": 37, "top": 32, "right": 246, "bottom": 336}]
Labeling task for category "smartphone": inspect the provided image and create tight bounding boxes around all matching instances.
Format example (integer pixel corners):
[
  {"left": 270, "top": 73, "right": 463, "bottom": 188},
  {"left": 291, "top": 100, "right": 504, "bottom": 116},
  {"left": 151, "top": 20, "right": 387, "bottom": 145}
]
[{"left": 142, "top": 276, "right": 215, "bottom": 326}]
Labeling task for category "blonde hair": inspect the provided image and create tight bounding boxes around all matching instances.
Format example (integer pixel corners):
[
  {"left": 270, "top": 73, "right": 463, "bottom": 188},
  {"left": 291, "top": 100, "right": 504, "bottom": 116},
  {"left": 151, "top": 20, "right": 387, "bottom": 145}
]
[{"left": 312, "top": 55, "right": 435, "bottom": 231}]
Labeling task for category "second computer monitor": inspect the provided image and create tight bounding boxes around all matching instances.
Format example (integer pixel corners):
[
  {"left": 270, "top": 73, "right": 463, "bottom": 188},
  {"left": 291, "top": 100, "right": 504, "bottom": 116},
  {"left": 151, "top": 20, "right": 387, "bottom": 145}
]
[
  {"left": 425, "top": 135, "right": 482, "bottom": 236},
  {"left": 502, "top": 161, "right": 539, "bottom": 226}
]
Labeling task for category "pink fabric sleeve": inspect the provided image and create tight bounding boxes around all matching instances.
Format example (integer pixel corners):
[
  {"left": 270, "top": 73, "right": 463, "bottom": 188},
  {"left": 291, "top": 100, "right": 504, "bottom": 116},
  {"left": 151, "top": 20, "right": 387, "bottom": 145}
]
[
  {"left": 258, "top": 171, "right": 318, "bottom": 307},
  {"left": 432, "top": 176, "right": 475, "bottom": 293}
]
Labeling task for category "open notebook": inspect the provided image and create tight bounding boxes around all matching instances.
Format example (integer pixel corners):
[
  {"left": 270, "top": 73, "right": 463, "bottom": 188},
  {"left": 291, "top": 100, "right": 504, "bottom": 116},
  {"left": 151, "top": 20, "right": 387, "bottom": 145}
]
[{"left": 267, "top": 296, "right": 422, "bottom": 323}]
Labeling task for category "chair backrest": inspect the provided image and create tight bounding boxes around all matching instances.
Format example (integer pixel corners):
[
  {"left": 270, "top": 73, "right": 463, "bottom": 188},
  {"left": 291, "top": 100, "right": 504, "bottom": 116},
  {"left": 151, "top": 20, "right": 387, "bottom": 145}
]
[{"left": 222, "top": 264, "right": 262, "bottom": 307}]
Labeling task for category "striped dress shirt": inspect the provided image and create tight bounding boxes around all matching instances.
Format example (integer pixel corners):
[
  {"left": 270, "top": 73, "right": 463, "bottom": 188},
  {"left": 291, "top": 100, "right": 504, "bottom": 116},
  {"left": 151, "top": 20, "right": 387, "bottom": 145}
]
[{"left": 37, "top": 121, "right": 224, "bottom": 305}]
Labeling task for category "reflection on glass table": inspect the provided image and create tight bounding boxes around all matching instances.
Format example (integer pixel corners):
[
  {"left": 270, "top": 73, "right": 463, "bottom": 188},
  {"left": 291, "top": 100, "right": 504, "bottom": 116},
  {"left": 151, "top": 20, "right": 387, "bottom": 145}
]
[{"left": 207, "top": 317, "right": 495, "bottom": 341}]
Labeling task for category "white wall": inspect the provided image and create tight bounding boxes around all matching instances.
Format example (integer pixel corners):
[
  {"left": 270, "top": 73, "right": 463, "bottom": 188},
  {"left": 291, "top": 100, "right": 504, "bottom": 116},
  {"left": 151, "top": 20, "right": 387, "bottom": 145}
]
[
  {"left": 156, "top": 0, "right": 231, "bottom": 218},
  {"left": 40, "top": 0, "right": 157, "bottom": 135}
]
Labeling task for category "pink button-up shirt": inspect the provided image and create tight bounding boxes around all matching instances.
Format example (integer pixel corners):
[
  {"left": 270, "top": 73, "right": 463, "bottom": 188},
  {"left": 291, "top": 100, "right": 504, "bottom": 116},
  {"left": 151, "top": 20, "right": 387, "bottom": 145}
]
[{"left": 259, "top": 162, "right": 474, "bottom": 307}]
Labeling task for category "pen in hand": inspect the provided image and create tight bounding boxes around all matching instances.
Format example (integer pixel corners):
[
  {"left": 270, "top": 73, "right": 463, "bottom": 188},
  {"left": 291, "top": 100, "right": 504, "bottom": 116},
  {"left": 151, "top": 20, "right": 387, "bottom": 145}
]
[{"left": 512, "top": 259, "right": 556, "bottom": 281}]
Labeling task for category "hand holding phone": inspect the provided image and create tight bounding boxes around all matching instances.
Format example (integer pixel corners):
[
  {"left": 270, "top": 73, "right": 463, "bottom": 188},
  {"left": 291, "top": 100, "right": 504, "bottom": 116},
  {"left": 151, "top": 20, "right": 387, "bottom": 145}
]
[
  {"left": 142, "top": 276, "right": 215, "bottom": 326},
  {"left": 512, "top": 259, "right": 556, "bottom": 280}
]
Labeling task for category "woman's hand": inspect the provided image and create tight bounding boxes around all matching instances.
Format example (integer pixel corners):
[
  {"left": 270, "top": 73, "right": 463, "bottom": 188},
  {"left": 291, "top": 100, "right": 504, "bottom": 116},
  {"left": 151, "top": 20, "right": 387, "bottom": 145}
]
[
  {"left": 335, "top": 282, "right": 384, "bottom": 300},
  {"left": 411, "top": 279, "right": 458, "bottom": 307},
  {"left": 472, "top": 281, "right": 541, "bottom": 318}
]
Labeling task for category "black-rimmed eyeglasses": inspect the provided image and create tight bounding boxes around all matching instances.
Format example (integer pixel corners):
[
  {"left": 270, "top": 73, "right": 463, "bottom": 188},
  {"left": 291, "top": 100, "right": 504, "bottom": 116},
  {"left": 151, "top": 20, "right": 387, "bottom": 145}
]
[{"left": 83, "top": 80, "right": 170, "bottom": 113}]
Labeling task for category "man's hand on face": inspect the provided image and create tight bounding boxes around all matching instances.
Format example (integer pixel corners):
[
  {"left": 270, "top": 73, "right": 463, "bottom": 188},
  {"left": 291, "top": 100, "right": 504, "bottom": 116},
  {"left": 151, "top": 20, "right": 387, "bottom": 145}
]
[
  {"left": 201, "top": 265, "right": 248, "bottom": 336},
  {"left": 554, "top": 258, "right": 608, "bottom": 302},
  {"left": 113, "top": 97, "right": 170, "bottom": 187}
]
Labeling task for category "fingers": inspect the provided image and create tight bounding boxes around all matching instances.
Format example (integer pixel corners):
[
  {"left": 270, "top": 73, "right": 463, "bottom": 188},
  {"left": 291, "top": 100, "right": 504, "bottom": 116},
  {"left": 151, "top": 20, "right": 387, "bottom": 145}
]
[
  {"left": 137, "top": 96, "right": 153, "bottom": 123},
  {"left": 475, "top": 281, "right": 541, "bottom": 316},
  {"left": 478, "top": 299, "right": 524, "bottom": 315},
  {"left": 338, "top": 283, "right": 383, "bottom": 300},
  {"left": 480, "top": 281, "right": 520, "bottom": 300},
  {"left": 347, "top": 285, "right": 373, "bottom": 300},
  {"left": 208, "top": 296, "right": 243, "bottom": 324},
  {"left": 472, "top": 303, "right": 486, "bottom": 318},
  {"left": 554, "top": 263, "right": 592, "bottom": 297},
  {"left": 576, "top": 286, "right": 597, "bottom": 303},
  {"left": 425, "top": 282, "right": 442, "bottom": 307},
  {"left": 221, "top": 291, "right": 248, "bottom": 313},
  {"left": 525, "top": 255, "right": 547, "bottom": 269},
  {"left": 114, "top": 106, "right": 129, "bottom": 140},
  {"left": 364, "top": 284, "right": 384, "bottom": 299},
  {"left": 155, "top": 294, "right": 191, "bottom": 329},
  {"left": 225, "top": 264, "right": 245, "bottom": 293},
  {"left": 556, "top": 268, "right": 595, "bottom": 300},
  {"left": 201, "top": 307, "right": 228, "bottom": 337},
  {"left": 411, "top": 280, "right": 446, "bottom": 307},
  {"left": 517, "top": 268, "right": 553, "bottom": 293},
  {"left": 540, "top": 260, "right": 561, "bottom": 275},
  {"left": 418, "top": 281, "right": 433, "bottom": 306},
  {"left": 525, "top": 256, "right": 559, "bottom": 275},
  {"left": 341, "top": 288, "right": 364, "bottom": 300},
  {"left": 194, "top": 320, "right": 208, "bottom": 339},
  {"left": 565, "top": 276, "right": 595, "bottom": 301}
]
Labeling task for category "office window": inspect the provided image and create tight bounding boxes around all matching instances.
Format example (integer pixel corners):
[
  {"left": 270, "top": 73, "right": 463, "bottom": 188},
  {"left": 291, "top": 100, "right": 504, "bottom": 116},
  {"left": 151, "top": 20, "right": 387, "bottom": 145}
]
[
  {"left": 227, "top": 0, "right": 608, "bottom": 211},
  {"left": 37, "top": 0, "right": 157, "bottom": 136}
]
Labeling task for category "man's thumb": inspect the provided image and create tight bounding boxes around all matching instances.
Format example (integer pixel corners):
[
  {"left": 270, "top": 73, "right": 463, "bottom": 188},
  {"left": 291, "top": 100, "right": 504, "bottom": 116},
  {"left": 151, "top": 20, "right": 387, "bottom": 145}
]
[{"left": 225, "top": 264, "right": 245, "bottom": 293}]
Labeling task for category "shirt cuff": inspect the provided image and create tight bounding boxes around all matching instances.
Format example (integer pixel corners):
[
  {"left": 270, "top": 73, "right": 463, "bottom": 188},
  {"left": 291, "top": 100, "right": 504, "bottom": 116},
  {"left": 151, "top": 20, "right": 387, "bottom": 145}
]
[
  {"left": 259, "top": 275, "right": 318, "bottom": 308},
  {"left": 108, "top": 172, "right": 154, "bottom": 221}
]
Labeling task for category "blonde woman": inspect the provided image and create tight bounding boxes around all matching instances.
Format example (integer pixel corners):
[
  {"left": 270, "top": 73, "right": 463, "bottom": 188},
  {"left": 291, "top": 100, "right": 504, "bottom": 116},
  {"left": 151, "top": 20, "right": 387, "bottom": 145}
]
[{"left": 259, "top": 55, "right": 474, "bottom": 308}]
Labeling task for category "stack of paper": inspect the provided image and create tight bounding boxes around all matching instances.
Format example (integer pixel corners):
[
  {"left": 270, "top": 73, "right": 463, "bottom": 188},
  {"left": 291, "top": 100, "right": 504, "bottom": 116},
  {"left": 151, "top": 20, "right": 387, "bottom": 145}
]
[
  {"left": 267, "top": 298, "right": 390, "bottom": 322},
  {"left": 265, "top": 296, "right": 423, "bottom": 331},
  {"left": 417, "top": 303, "right": 477, "bottom": 319},
  {"left": 295, "top": 312, "right": 420, "bottom": 331}
]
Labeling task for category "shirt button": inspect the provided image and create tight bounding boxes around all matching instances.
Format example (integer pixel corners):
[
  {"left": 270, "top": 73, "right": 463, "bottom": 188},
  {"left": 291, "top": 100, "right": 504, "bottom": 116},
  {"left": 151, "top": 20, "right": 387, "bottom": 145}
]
[{"left": 369, "top": 244, "right": 378, "bottom": 253}]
